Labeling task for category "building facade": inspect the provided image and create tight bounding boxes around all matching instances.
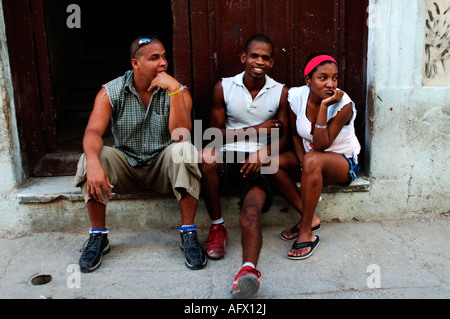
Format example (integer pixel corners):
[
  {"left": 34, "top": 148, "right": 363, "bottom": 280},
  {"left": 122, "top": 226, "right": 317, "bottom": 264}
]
[{"left": 0, "top": 0, "right": 448, "bottom": 232}]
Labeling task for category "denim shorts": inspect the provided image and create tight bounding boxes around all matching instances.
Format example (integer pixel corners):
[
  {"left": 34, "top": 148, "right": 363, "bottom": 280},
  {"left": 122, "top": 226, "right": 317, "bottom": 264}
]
[{"left": 341, "top": 154, "right": 360, "bottom": 187}]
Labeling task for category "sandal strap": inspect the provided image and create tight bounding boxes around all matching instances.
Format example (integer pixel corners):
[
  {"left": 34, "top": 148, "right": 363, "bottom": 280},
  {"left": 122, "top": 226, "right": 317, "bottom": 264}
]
[
  {"left": 288, "top": 223, "right": 320, "bottom": 235},
  {"left": 289, "top": 225, "right": 300, "bottom": 233},
  {"left": 292, "top": 236, "right": 318, "bottom": 250},
  {"left": 292, "top": 241, "right": 313, "bottom": 250}
]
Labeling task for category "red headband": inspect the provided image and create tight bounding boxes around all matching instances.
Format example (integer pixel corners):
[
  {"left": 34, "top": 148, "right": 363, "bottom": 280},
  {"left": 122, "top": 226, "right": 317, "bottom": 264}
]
[{"left": 304, "top": 55, "right": 337, "bottom": 76}]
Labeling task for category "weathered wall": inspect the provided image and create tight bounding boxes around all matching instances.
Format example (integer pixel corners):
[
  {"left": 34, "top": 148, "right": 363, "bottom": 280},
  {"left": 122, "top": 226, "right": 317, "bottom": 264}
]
[
  {"left": 0, "top": 0, "right": 448, "bottom": 234},
  {"left": 0, "top": 1, "right": 26, "bottom": 231},
  {"left": 368, "top": 0, "right": 450, "bottom": 217},
  {"left": 0, "top": 1, "right": 23, "bottom": 191}
]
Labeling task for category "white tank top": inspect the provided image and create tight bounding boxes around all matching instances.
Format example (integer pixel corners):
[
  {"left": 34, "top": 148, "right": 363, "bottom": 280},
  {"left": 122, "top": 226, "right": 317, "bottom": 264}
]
[
  {"left": 221, "top": 72, "right": 284, "bottom": 152},
  {"left": 288, "top": 85, "right": 361, "bottom": 159}
]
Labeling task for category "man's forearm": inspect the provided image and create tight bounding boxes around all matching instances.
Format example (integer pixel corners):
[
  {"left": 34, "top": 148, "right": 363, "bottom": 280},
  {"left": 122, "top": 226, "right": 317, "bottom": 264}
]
[{"left": 83, "top": 130, "right": 104, "bottom": 163}]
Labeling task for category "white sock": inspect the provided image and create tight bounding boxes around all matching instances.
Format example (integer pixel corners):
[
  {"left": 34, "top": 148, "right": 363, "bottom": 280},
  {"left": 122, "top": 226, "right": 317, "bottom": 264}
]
[
  {"left": 242, "top": 262, "right": 255, "bottom": 269},
  {"left": 211, "top": 217, "right": 225, "bottom": 225}
]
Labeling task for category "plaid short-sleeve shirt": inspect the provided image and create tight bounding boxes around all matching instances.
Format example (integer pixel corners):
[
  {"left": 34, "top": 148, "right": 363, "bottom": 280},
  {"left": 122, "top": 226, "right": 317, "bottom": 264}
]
[{"left": 103, "top": 70, "right": 172, "bottom": 167}]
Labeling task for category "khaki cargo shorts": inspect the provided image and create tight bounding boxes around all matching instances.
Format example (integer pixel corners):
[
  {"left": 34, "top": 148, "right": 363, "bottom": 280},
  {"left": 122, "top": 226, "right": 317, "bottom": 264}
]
[{"left": 73, "top": 142, "right": 202, "bottom": 205}]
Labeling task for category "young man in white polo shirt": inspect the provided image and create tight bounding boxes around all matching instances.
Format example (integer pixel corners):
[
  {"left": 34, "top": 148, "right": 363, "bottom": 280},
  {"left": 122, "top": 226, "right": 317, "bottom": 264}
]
[{"left": 199, "top": 34, "right": 290, "bottom": 298}]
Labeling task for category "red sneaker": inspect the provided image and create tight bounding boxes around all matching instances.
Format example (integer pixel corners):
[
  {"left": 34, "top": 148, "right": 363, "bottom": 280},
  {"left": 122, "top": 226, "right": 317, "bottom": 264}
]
[
  {"left": 231, "top": 266, "right": 261, "bottom": 299},
  {"left": 205, "top": 224, "right": 228, "bottom": 259}
]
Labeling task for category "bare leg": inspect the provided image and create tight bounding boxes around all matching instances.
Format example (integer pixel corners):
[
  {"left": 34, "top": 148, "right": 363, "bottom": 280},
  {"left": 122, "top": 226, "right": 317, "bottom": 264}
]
[
  {"left": 267, "top": 151, "right": 302, "bottom": 213},
  {"left": 289, "top": 152, "right": 350, "bottom": 258},
  {"left": 199, "top": 148, "right": 224, "bottom": 220},
  {"left": 87, "top": 200, "right": 107, "bottom": 229},
  {"left": 239, "top": 186, "right": 266, "bottom": 266},
  {"left": 178, "top": 190, "right": 198, "bottom": 225},
  {"left": 268, "top": 151, "right": 320, "bottom": 239}
]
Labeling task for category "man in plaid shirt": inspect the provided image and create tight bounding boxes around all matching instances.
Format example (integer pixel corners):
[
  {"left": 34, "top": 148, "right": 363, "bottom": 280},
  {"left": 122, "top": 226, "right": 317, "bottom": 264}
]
[{"left": 74, "top": 34, "right": 206, "bottom": 272}]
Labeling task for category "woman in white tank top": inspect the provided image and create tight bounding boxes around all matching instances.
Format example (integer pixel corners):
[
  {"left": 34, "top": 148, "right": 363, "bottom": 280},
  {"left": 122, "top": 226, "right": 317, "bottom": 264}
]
[{"left": 275, "top": 54, "right": 361, "bottom": 260}]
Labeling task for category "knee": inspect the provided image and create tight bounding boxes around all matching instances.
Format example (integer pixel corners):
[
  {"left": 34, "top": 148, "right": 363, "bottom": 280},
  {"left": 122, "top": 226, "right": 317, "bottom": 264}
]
[
  {"left": 199, "top": 148, "right": 221, "bottom": 173},
  {"left": 301, "top": 152, "right": 324, "bottom": 187},
  {"left": 170, "top": 141, "right": 199, "bottom": 165},
  {"left": 239, "top": 205, "right": 261, "bottom": 229},
  {"left": 302, "top": 152, "right": 320, "bottom": 176},
  {"left": 167, "top": 143, "right": 202, "bottom": 186}
]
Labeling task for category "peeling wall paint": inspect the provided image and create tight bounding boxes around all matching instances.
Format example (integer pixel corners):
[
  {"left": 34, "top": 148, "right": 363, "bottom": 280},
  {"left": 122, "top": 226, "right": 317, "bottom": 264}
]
[{"left": 0, "top": 1, "right": 24, "bottom": 192}]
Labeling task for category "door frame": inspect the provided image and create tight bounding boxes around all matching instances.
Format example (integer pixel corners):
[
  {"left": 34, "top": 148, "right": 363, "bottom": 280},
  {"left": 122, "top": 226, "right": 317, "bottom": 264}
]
[
  {"left": 3, "top": 0, "right": 369, "bottom": 176},
  {"left": 2, "top": 0, "right": 60, "bottom": 176}
]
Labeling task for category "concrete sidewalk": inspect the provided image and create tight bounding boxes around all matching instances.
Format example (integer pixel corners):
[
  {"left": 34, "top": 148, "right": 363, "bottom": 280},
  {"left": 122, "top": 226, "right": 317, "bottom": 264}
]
[{"left": 0, "top": 215, "right": 449, "bottom": 299}]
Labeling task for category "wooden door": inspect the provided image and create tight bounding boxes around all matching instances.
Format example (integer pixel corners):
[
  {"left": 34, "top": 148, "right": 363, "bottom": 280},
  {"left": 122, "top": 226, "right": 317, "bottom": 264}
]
[
  {"left": 173, "top": 0, "right": 368, "bottom": 167},
  {"left": 3, "top": 0, "right": 368, "bottom": 176},
  {"left": 2, "top": 0, "right": 173, "bottom": 176},
  {"left": 2, "top": 0, "right": 56, "bottom": 176}
]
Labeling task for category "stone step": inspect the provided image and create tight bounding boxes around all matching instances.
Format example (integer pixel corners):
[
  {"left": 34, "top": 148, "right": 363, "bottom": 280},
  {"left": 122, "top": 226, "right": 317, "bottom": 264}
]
[{"left": 15, "top": 176, "right": 371, "bottom": 232}]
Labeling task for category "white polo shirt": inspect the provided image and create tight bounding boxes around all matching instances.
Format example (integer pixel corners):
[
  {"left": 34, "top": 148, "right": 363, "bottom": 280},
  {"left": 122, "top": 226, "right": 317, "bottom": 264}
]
[{"left": 221, "top": 71, "right": 284, "bottom": 152}]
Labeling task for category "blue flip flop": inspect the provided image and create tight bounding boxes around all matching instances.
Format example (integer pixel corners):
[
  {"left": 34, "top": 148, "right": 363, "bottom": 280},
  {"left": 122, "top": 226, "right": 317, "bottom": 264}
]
[{"left": 287, "top": 235, "right": 320, "bottom": 260}]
